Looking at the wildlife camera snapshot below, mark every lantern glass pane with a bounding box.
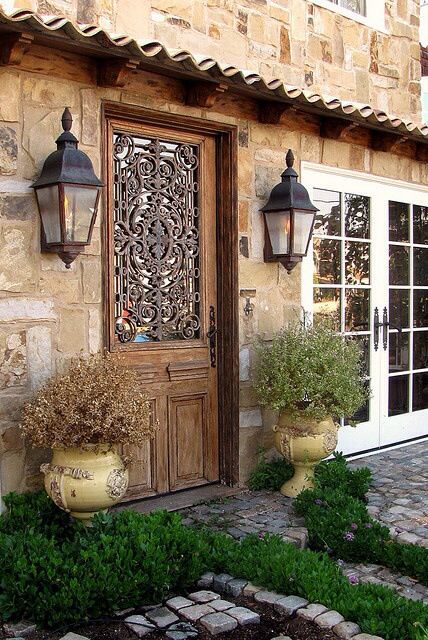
[63,184,99,242]
[292,210,315,256]
[36,186,61,243]
[265,210,290,255]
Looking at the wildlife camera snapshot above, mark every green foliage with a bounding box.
[204,530,428,640]
[314,452,372,501]
[295,455,428,586]
[1,490,428,640]
[0,496,210,628]
[253,321,369,420]
[415,622,428,640]
[248,451,294,491]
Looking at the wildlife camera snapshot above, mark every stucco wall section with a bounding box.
[0,0,423,122]
[0,45,427,495]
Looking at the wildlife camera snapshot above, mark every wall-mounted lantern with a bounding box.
[32,108,103,268]
[261,149,318,273]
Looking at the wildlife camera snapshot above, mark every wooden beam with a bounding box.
[186,81,228,108]
[320,117,359,140]
[371,131,408,153]
[0,32,33,66]
[97,58,139,87]
[416,143,428,163]
[259,102,293,124]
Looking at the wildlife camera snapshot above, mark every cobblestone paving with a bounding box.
[181,441,428,604]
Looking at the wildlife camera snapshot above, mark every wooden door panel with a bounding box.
[106,118,219,498]
[169,393,206,490]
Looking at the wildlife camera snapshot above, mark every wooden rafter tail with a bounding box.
[416,143,428,162]
[0,32,34,66]
[320,117,359,140]
[258,102,293,124]
[186,81,228,108]
[371,130,409,153]
[97,58,139,88]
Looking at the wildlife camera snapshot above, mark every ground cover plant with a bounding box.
[294,453,428,586]
[1,491,428,639]
[248,449,294,491]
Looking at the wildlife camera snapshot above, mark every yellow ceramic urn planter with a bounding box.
[41,444,129,524]
[273,413,338,497]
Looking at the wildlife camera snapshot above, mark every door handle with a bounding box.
[374,307,382,351]
[207,305,218,368]
[374,307,401,352]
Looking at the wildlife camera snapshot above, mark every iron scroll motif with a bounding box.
[113,133,201,343]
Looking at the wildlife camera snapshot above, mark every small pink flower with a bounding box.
[364,522,373,529]
[348,574,359,585]
[350,523,358,530]
[343,531,355,541]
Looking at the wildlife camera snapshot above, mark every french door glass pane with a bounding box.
[388,375,409,416]
[413,205,428,245]
[414,248,428,286]
[389,246,409,285]
[345,241,370,284]
[313,188,341,236]
[413,332,428,370]
[312,188,371,425]
[327,0,366,16]
[344,194,370,238]
[414,290,428,328]
[389,289,409,329]
[389,332,410,373]
[413,372,428,412]
[389,201,409,242]
[313,287,341,329]
[313,238,341,284]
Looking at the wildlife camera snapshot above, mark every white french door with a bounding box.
[301,164,428,455]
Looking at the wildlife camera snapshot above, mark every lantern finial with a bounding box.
[61,107,73,132]
[286,149,294,168]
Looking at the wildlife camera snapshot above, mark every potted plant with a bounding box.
[20,352,155,523]
[254,320,369,497]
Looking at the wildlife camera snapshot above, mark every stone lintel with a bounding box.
[186,81,228,108]
[0,32,33,66]
[259,101,293,124]
[97,57,139,87]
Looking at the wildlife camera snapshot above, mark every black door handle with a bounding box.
[207,305,217,368]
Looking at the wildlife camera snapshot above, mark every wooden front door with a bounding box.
[105,117,219,499]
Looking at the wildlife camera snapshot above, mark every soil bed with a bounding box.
[7,597,338,640]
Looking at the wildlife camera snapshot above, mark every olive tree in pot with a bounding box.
[20,352,155,523]
[254,321,369,497]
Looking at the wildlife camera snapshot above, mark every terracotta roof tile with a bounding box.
[1,8,427,142]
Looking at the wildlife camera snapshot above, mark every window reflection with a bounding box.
[345,289,370,332]
[313,288,341,330]
[345,241,370,284]
[313,238,341,284]
[389,201,409,243]
[388,375,409,416]
[413,332,428,370]
[389,332,409,373]
[345,193,370,239]
[389,246,409,286]
[414,205,428,245]
[414,290,428,328]
[413,372,428,412]
[313,189,341,236]
[389,289,409,329]
[414,248,427,287]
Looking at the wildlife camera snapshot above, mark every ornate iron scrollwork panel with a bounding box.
[113,132,201,343]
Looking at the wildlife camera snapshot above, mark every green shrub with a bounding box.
[248,451,294,491]
[1,490,428,640]
[295,455,428,586]
[0,501,210,628]
[253,321,369,421]
[314,452,372,501]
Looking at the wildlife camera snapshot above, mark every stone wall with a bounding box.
[0,0,423,122]
[0,25,427,497]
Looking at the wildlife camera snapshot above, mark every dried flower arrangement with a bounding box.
[21,352,155,449]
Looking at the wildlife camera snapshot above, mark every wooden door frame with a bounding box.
[101,100,239,488]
